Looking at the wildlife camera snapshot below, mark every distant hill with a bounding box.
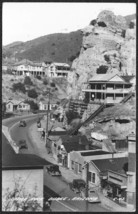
[3,30,83,65]
[3,13,135,64]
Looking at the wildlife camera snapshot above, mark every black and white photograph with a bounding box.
[2,2,136,212]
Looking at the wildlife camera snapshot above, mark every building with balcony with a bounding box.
[82,73,134,104]
[47,62,70,78]
[13,59,46,76]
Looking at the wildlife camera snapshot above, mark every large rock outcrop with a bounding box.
[67,10,136,98]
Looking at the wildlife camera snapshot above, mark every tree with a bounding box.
[24,100,39,110]
[2,177,42,211]
[96,65,108,74]
[66,110,80,125]
[24,76,33,85]
[12,82,26,93]
[2,102,6,117]
[89,19,97,26]
[28,89,38,99]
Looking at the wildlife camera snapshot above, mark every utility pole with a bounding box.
[45,87,50,146]
[86,162,89,212]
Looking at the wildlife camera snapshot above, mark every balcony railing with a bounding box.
[82,88,131,93]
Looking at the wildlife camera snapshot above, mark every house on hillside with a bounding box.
[121,75,136,91]
[82,73,134,104]
[39,100,57,111]
[6,100,22,112]
[47,62,70,78]
[2,133,50,211]
[6,100,30,112]
[17,101,30,111]
[13,59,46,76]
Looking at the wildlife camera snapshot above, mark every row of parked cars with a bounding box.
[46,164,100,203]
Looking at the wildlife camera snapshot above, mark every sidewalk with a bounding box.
[29,122,133,212]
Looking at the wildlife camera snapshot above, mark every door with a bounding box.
[74,162,78,174]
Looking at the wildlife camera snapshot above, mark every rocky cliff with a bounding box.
[68,10,136,98]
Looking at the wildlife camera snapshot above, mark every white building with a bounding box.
[13,59,46,76]
[39,100,57,111]
[47,62,70,78]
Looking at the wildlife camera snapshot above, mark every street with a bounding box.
[2,115,109,212]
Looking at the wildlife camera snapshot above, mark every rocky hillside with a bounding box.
[68,11,136,98]
[3,31,83,65]
[2,74,68,102]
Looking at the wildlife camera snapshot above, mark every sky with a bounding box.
[2,2,136,46]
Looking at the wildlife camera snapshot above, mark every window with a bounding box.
[79,164,82,173]
[71,161,74,170]
[88,171,96,183]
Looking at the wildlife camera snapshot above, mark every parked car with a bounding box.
[69,179,86,193]
[18,140,28,150]
[46,164,61,176]
[19,120,27,127]
[81,189,101,203]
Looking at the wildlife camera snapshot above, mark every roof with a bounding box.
[92,157,128,176]
[60,135,90,153]
[2,133,50,169]
[6,100,22,105]
[51,62,70,67]
[81,150,111,156]
[39,100,56,104]
[121,75,135,83]
[89,73,127,83]
[14,59,43,67]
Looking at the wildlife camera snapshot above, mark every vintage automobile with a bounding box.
[70,179,86,193]
[46,164,61,176]
[18,139,28,150]
[81,189,101,203]
[19,120,27,127]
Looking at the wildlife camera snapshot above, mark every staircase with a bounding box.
[120,92,134,104]
[69,100,88,118]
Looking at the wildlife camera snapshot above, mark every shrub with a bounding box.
[43,78,49,85]
[66,110,80,125]
[24,76,33,85]
[121,29,126,38]
[12,82,26,93]
[28,89,38,98]
[104,55,110,62]
[24,100,39,110]
[97,21,107,27]
[96,65,108,74]
[129,21,135,29]
[50,82,55,87]
[90,19,97,26]
[36,75,41,80]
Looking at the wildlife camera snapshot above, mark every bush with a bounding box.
[43,78,49,85]
[104,55,110,63]
[66,110,80,125]
[36,75,41,80]
[28,89,38,98]
[24,76,33,85]
[90,19,97,26]
[121,29,126,38]
[50,82,55,87]
[96,65,108,74]
[12,82,26,93]
[24,100,39,110]
[129,21,135,29]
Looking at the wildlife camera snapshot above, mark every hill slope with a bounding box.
[3,31,83,64]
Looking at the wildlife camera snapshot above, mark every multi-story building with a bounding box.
[13,59,46,76]
[82,73,135,104]
[47,62,70,78]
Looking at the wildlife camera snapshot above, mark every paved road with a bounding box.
[3,115,109,212]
